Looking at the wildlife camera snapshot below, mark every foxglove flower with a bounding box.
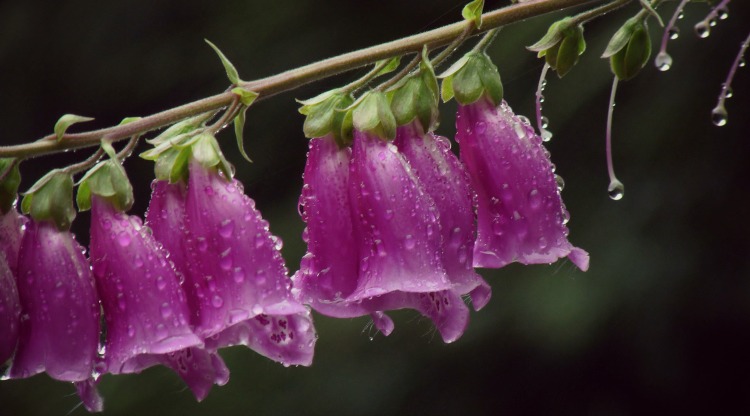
[146,179,316,366]
[296,133,477,342]
[0,254,20,365]
[0,208,25,274]
[10,220,100,381]
[89,196,202,374]
[456,98,589,270]
[180,159,305,342]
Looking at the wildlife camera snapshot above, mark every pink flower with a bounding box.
[456,98,589,271]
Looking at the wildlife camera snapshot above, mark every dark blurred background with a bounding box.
[1,0,749,414]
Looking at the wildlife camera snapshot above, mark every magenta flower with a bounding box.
[179,160,305,342]
[456,98,589,270]
[89,196,202,375]
[295,133,478,342]
[0,208,25,274]
[146,179,316,366]
[0,254,20,365]
[9,220,100,381]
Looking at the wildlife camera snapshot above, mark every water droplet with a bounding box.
[694,22,710,38]
[196,237,208,252]
[127,325,135,337]
[156,324,168,339]
[717,6,729,20]
[219,252,232,271]
[608,180,625,201]
[219,219,234,238]
[375,239,387,257]
[739,58,746,68]
[711,105,728,126]
[156,275,166,290]
[101,219,112,230]
[212,295,224,308]
[668,26,680,40]
[517,115,531,125]
[252,304,263,315]
[384,209,394,220]
[475,121,487,134]
[233,268,245,283]
[555,175,565,192]
[708,17,717,27]
[204,186,214,196]
[160,303,173,319]
[722,84,733,98]
[540,116,549,129]
[655,52,672,71]
[404,235,415,250]
[117,231,131,247]
[528,189,542,209]
[541,128,553,142]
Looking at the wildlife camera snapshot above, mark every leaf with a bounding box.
[462,0,484,28]
[375,56,402,76]
[233,107,253,163]
[205,39,241,84]
[54,114,94,141]
[602,18,637,58]
[231,87,259,106]
[441,74,456,102]
[527,19,567,52]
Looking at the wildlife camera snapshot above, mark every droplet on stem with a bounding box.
[694,22,710,38]
[655,52,673,72]
[608,180,625,201]
[711,105,728,127]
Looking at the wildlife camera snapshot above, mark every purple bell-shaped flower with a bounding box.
[89,196,202,374]
[0,253,21,365]
[456,98,589,271]
[10,220,100,381]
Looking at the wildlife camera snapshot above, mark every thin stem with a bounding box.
[572,0,632,25]
[718,30,749,106]
[377,53,422,91]
[208,97,241,134]
[606,77,619,183]
[471,29,500,53]
[341,60,393,94]
[0,0,606,159]
[658,0,689,56]
[116,136,140,161]
[536,64,550,135]
[63,148,105,176]
[701,0,730,25]
[431,23,474,68]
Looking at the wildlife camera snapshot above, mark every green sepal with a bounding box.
[352,91,397,140]
[389,49,440,131]
[76,158,134,212]
[0,158,21,214]
[205,39,241,84]
[152,146,192,183]
[442,52,503,106]
[54,114,94,141]
[554,25,586,78]
[190,133,234,180]
[609,20,651,81]
[21,170,76,231]
[231,87,259,106]
[602,18,639,59]
[527,18,569,53]
[298,90,355,143]
[375,57,402,77]
[462,0,485,28]
[146,115,205,145]
[233,107,252,163]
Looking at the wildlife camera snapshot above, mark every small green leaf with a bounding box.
[205,39,241,84]
[462,0,485,28]
[602,18,638,58]
[554,26,586,78]
[231,87,259,106]
[441,74,456,102]
[375,57,402,76]
[352,91,396,140]
[75,181,91,212]
[233,107,252,163]
[438,55,470,79]
[23,170,76,231]
[76,158,134,212]
[147,115,205,145]
[527,19,568,52]
[0,158,21,214]
[297,89,342,108]
[54,114,94,141]
[170,147,192,184]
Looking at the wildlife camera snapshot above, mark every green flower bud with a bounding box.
[298,90,355,146]
[440,52,503,106]
[21,170,76,231]
[602,18,652,81]
[528,18,586,78]
[351,91,397,141]
[389,49,440,132]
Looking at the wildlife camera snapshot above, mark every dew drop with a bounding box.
[101,219,112,230]
[711,105,728,126]
[722,84,733,99]
[197,237,208,252]
[233,267,245,283]
[541,129,553,142]
[668,26,680,40]
[739,58,746,68]
[219,219,234,238]
[708,17,717,27]
[127,325,135,337]
[555,175,565,192]
[212,295,224,308]
[384,209,394,220]
[677,10,684,20]
[475,122,487,134]
[655,52,672,71]
[694,22,710,38]
[156,324,168,339]
[156,275,167,290]
[717,7,729,20]
[117,231,131,247]
[528,189,542,209]
[540,116,549,129]
[160,303,173,319]
[608,180,625,201]
[204,186,214,196]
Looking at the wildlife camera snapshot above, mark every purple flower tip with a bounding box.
[0,254,21,364]
[75,379,104,413]
[90,197,201,374]
[456,98,589,271]
[10,220,100,381]
[1,208,25,274]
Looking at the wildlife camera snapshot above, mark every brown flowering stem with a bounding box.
[0,0,612,160]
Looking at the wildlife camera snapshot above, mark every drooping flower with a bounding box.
[9,220,100,381]
[180,157,305,342]
[0,208,25,274]
[295,131,478,342]
[146,178,316,366]
[0,254,21,365]
[456,98,589,270]
[89,196,202,374]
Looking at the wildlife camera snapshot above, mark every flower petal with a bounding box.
[11,221,100,381]
[90,197,201,374]
[0,209,25,274]
[0,254,21,364]
[456,99,589,270]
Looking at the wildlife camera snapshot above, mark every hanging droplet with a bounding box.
[608,180,625,201]
[708,18,717,27]
[677,10,684,20]
[717,7,729,20]
[540,116,549,129]
[722,84,733,98]
[541,129,553,142]
[694,22,710,38]
[655,52,673,71]
[739,58,746,68]
[668,26,680,40]
[711,105,728,126]
[555,174,565,192]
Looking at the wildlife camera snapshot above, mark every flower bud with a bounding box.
[602,17,652,81]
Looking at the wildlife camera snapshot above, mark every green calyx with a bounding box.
[21,170,76,231]
[77,142,134,212]
[602,17,652,81]
[529,18,586,78]
[388,48,440,132]
[440,52,503,106]
[350,91,397,141]
[298,90,355,147]
[189,133,234,181]
[0,158,21,214]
